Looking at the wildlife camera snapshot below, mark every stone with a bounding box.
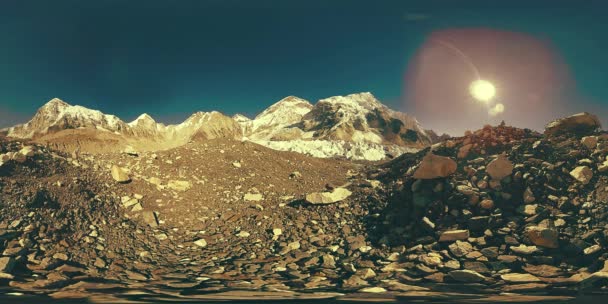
[486,154,513,180]
[272,228,282,236]
[448,241,473,257]
[448,270,486,283]
[19,146,35,157]
[111,165,130,183]
[581,136,598,149]
[167,180,192,191]
[305,187,352,205]
[523,264,563,277]
[599,160,608,173]
[479,199,494,210]
[439,230,470,242]
[321,254,336,269]
[570,166,593,184]
[0,257,15,273]
[94,258,106,268]
[501,273,541,283]
[413,152,457,179]
[359,287,387,293]
[583,244,601,255]
[236,231,250,238]
[544,112,601,136]
[125,270,148,281]
[142,211,159,227]
[510,245,540,255]
[526,226,559,249]
[244,193,263,202]
[53,253,69,261]
[194,239,208,248]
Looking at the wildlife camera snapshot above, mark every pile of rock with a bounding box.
[373,114,608,291]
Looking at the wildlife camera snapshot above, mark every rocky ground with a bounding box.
[1,114,608,303]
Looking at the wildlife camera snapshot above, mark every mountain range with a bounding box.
[1,93,445,160]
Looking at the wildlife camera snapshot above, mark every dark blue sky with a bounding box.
[1,0,606,130]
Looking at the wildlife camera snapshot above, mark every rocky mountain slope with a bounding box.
[3,93,434,161]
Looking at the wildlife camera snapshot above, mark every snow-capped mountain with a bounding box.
[7,98,242,145]
[237,92,432,148]
[7,98,130,138]
[236,96,313,140]
[6,94,437,160]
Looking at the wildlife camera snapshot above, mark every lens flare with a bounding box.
[469,79,496,102]
[489,103,505,116]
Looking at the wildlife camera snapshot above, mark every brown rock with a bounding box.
[526,226,559,249]
[439,230,470,242]
[413,152,457,179]
[486,154,513,180]
[111,165,130,183]
[570,166,593,184]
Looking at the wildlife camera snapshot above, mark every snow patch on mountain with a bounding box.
[253,139,419,161]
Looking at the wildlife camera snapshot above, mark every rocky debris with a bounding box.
[412,152,457,179]
[2,115,608,299]
[374,118,608,295]
[569,166,593,184]
[111,165,130,183]
[544,112,601,136]
[305,187,352,205]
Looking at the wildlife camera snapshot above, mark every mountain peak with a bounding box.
[319,92,382,110]
[40,98,70,111]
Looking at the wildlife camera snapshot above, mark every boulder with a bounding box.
[18,146,35,157]
[244,193,263,202]
[142,211,159,227]
[544,112,601,136]
[501,273,541,283]
[194,239,207,248]
[167,180,192,191]
[111,165,131,183]
[413,152,457,179]
[526,226,559,249]
[306,187,352,205]
[486,154,513,180]
[0,256,15,273]
[448,270,486,283]
[439,230,470,242]
[581,136,598,149]
[570,166,593,184]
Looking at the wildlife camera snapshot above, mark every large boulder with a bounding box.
[306,187,352,205]
[413,152,457,179]
[486,154,513,180]
[544,112,601,136]
[526,226,559,249]
[570,166,593,184]
[167,180,192,191]
[111,165,131,183]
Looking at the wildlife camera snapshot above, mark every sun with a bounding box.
[469,79,496,102]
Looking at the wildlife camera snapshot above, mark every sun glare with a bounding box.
[469,79,496,102]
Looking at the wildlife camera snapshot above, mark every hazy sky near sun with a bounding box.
[0,0,607,134]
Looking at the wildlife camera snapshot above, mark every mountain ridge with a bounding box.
[3,93,437,160]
